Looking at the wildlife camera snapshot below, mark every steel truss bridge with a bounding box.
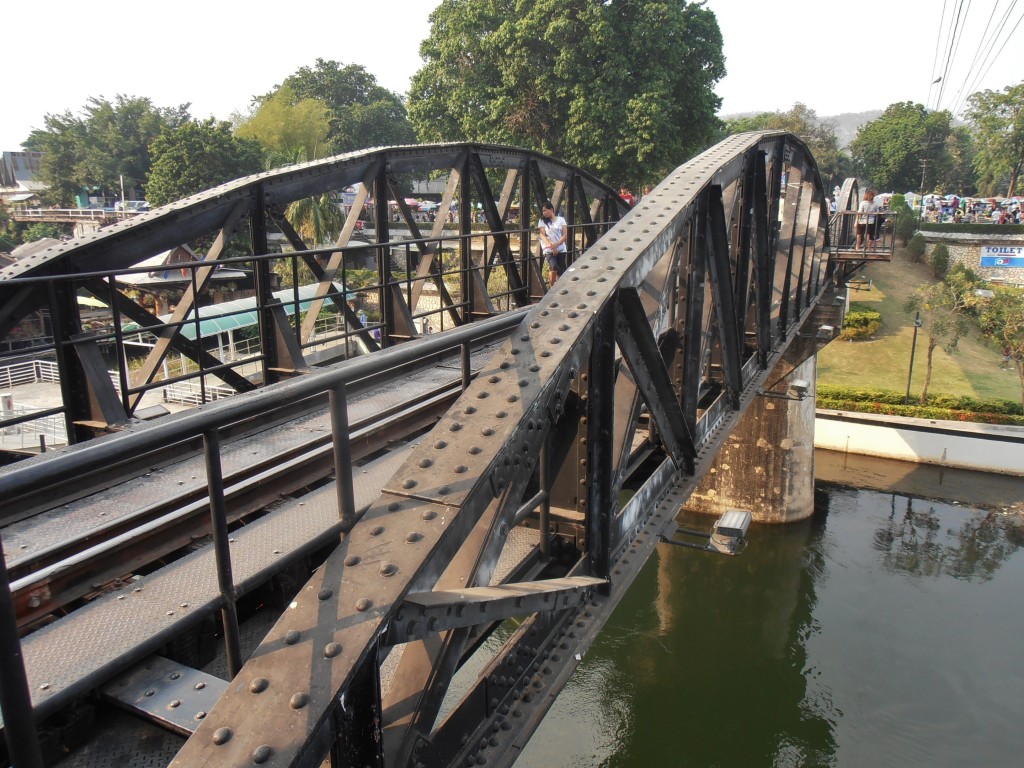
[0,135,872,767]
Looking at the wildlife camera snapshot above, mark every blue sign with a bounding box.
[981,246,1024,268]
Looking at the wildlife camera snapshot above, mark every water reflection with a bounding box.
[519,459,1024,768]
[869,494,1021,581]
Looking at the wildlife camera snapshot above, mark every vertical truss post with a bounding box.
[203,429,242,678]
[46,278,85,443]
[753,150,773,368]
[706,185,744,407]
[373,165,392,346]
[250,187,278,386]
[329,386,357,532]
[586,305,615,586]
[0,535,44,768]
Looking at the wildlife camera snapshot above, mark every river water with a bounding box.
[517,451,1024,768]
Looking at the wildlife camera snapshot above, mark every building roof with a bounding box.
[124,283,349,340]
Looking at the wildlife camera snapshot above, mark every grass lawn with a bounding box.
[817,246,1023,403]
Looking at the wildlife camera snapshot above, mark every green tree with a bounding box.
[965,81,1024,197]
[23,222,64,242]
[850,102,953,191]
[237,85,332,163]
[936,126,977,195]
[409,0,725,190]
[146,119,265,207]
[272,59,416,153]
[725,103,849,185]
[979,288,1024,405]
[24,96,190,205]
[904,281,971,403]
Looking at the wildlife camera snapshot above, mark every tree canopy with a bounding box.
[965,81,1024,197]
[409,0,725,190]
[268,59,416,153]
[849,102,953,192]
[24,96,190,206]
[237,85,333,163]
[725,103,848,185]
[979,288,1024,405]
[146,119,265,207]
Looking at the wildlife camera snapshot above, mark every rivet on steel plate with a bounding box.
[418,458,433,468]
[449,422,463,432]
[169,700,181,708]
[496,411,507,418]
[437,485,450,495]
[406,532,423,543]
[195,681,206,690]
[344,555,361,566]
[549,337,561,344]
[289,692,309,709]
[465,405,477,413]
[285,629,301,645]
[324,643,342,658]
[371,525,385,536]
[482,428,494,436]
[380,562,398,575]
[476,391,489,399]
[507,395,519,403]
[252,744,273,764]
[355,598,372,612]
[421,509,437,520]
[454,465,467,474]
[387,501,400,511]
[212,727,232,745]
[434,440,447,449]
[195,711,207,720]
[144,689,155,697]
[469,446,482,454]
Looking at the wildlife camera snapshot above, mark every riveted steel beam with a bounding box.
[382,576,604,645]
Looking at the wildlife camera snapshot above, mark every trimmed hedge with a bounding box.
[919,222,1024,236]
[839,307,881,340]
[816,384,1024,425]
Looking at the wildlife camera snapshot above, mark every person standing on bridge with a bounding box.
[538,201,568,288]
[856,189,878,253]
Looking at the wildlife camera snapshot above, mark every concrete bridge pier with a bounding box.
[687,353,817,524]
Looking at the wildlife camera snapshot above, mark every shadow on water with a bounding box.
[519,454,1024,767]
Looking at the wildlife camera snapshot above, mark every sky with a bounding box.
[3,0,1023,151]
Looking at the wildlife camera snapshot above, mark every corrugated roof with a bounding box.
[125,284,349,340]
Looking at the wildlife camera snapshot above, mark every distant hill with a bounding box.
[826,110,883,148]
[721,109,883,149]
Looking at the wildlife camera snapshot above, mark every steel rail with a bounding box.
[5,380,465,628]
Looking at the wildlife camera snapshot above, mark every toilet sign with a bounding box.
[980,246,1024,268]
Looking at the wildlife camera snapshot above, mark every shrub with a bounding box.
[815,384,1024,424]
[906,232,926,262]
[930,243,950,278]
[840,305,881,340]
[920,222,1024,235]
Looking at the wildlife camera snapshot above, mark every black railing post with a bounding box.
[329,386,357,532]
[202,429,243,677]
[0,535,45,768]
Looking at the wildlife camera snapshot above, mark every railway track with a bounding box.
[1,315,522,633]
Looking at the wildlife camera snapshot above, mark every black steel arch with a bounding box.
[0,144,627,442]
[151,130,836,767]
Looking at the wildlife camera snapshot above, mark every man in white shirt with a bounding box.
[538,201,568,288]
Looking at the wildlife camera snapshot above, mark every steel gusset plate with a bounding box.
[168,131,831,767]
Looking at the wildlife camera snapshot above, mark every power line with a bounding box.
[946,0,1004,113]
[934,0,969,110]
[946,0,1019,115]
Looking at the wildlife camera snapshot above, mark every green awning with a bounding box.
[124,284,350,340]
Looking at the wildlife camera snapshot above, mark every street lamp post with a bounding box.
[904,311,923,404]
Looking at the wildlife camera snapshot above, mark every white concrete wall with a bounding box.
[815,410,1024,476]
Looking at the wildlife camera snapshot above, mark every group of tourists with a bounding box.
[922,194,1023,225]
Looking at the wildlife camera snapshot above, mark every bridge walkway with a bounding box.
[0,339,505,732]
